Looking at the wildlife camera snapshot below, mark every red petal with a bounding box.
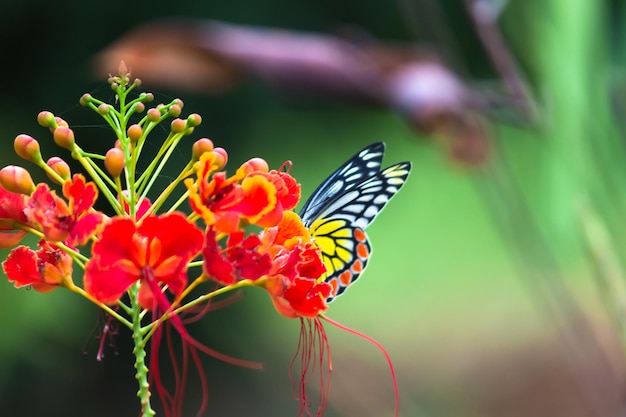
[84,259,140,304]
[3,246,40,287]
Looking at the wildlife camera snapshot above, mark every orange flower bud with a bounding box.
[171,118,186,133]
[105,148,125,177]
[53,126,75,149]
[241,158,269,174]
[14,134,43,163]
[191,138,214,161]
[127,124,143,142]
[54,117,69,129]
[46,157,71,184]
[213,147,228,170]
[0,165,35,195]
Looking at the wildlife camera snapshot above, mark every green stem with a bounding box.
[129,283,156,417]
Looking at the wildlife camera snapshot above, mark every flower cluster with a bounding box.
[0,63,353,417]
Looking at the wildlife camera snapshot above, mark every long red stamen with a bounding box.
[147,281,262,417]
[289,317,332,417]
[320,314,399,417]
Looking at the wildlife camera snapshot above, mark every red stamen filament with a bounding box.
[320,314,399,417]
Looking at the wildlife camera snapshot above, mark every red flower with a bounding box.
[260,211,329,318]
[84,212,203,309]
[203,227,272,285]
[265,245,330,319]
[24,174,104,246]
[0,184,29,248]
[252,169,301,227]
[186,152,298,233]
[3,240,73,293]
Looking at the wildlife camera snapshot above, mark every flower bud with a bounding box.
[105,148,125,178]
[133,102,145,113]
[54,117,69,129]
[127,124,143,142]
[142,92,154,102]
[0,166,35,195]
[98,103,111,115]
[79,93,92,107]
[171,118,186,133]
[147,108,161,123]
[133,78,142,88]
[186,113,202,127]
[241,157,269,174]
[169,104,182,118]
[53,127,75,149]
[46,157,71,183]
[14,134,43,163]
[213,147,228,170]
[191,138,214,161]
[37,111,55,128]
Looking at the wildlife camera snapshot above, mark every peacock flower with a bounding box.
[84,212,203,310]
[186,151,300,233]
[3,240,73,293]
[24,174,105,246]
[259,211,329,318]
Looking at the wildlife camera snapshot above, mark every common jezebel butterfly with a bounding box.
[300,142,411,302]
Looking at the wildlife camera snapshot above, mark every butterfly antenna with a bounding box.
[320,314,399,417]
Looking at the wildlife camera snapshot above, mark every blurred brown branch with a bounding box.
[94,19,502,166]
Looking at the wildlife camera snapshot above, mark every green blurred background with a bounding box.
[2,0,626,416]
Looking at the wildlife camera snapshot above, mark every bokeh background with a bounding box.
[2,1,626,416]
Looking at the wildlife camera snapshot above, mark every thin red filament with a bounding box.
[320,314,399,417]
[289,317,332,417]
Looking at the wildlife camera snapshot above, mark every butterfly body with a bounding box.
[299,143,411,302]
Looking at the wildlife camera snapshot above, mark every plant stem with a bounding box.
[129,283,155,417]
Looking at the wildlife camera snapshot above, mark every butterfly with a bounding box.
[300,142,412,302]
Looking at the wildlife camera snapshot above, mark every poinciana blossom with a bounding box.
[84,212,203,310]
[186,151,300,233]
[3,240,73,293]
[24,174,105,246]
[261,211,331,318]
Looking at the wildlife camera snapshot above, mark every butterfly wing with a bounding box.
[307,217,371,302]
[300,143,412,303]
[300,142,386,227]
[307,162,411,229]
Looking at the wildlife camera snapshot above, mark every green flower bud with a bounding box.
[98,104,111,115]
[37,111,55,128]
[79,93,92,107]
[186,113,202,127]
